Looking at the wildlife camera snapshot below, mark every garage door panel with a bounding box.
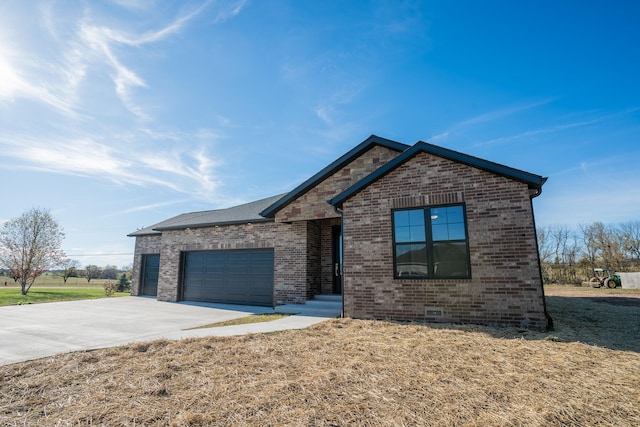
[250,265,274,275]
[183,249,274,306]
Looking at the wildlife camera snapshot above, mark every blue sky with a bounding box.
[1,0,639,268]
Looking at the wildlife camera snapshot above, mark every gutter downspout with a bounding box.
[332,204,345,319]
[530,184,553,330]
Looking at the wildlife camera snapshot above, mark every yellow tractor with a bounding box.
[589,268,621,288]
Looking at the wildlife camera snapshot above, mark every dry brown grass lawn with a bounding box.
[1,286,639,426]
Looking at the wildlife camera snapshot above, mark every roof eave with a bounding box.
[329,141,548,208]
[127,230,162,237]
[154,217,274,231]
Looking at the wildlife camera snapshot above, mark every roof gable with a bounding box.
[260,135,409,218]
[328,141,548,208]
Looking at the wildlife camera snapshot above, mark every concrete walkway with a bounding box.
[0,297,338,366]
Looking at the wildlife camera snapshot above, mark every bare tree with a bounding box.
[536,226,553,264]
[557,227,580,283]
[620,221,640,267]
[538,221,640,280]
[542,225,580,284]
[0,208,66,295]
[59,259,81,284]
[101,265,119,280]
[536,226,553,283]
[579,221,626,274]
[580,222,603,273]
[84,265,102,283]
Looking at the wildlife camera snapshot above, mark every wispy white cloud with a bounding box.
[0,1,249,204]
[0,1,222,120]
[0,3,94,117]
[0,42,78,115]
[72,1,248,119]
[110,0,158,11]
[475,106,640,148]
[429,131,449,142]
[0,131,222,201]
[314,83,367,125]
[474,119,601,148]
[101,3,211,47]
[315,106,334,125]
[460,99,555,128]
[103,199,191,217]
[550,144,639,177]
[428,98,556,142]
[212,0,248,24]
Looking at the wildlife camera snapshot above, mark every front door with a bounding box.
[332,225,342,294]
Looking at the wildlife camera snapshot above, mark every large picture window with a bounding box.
[393,204,471,279]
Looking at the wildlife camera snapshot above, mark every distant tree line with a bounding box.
[2,262,132,288]
[537,221,640,284]
[54,260,132,291]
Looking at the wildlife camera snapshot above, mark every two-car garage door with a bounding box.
[182,249,274,306]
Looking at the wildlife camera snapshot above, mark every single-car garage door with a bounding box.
[140,254,160,296]
[182,249,274,306]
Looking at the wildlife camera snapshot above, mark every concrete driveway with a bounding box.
[0,297,330,366]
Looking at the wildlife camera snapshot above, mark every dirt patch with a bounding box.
[545,284,640,307]
[544,284,640,299]
[1,292,639,426]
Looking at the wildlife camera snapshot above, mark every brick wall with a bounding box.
[131,220,326,305]
[276,145,401,222]
[341,151,548,330]
[274,221,309,304]
[130,234,162,296]
[155,222,278,302]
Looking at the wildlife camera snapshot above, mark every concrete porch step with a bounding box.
[275,294,342,318]
[313,294,342,302]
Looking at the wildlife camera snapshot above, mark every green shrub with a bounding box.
[103,280,117,297]
[116,273,131,293]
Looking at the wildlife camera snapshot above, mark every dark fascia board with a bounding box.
[259,134,409,218]
[154,217,274,231]
[127,229,161,237]
[328,141,548,208]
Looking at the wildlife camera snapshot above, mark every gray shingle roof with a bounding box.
[127,194,285,237]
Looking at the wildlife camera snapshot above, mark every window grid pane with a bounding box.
[432,241,470,278]
[431,205,466,242]
[395,243,429,278]
[394,209,426,244]
[393,204,470,280]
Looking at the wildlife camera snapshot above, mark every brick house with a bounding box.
[129,135,550,330]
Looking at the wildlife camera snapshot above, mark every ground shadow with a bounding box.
[541,295,640,352]
[178,300,276,315]
[416,295,640,353]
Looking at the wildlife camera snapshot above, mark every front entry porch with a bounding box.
[273,217,342,305]
[275,294,342,317]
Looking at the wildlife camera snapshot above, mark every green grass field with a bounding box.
[0,272,110,288]
[0,288,129,306]
[0,273,130,306]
